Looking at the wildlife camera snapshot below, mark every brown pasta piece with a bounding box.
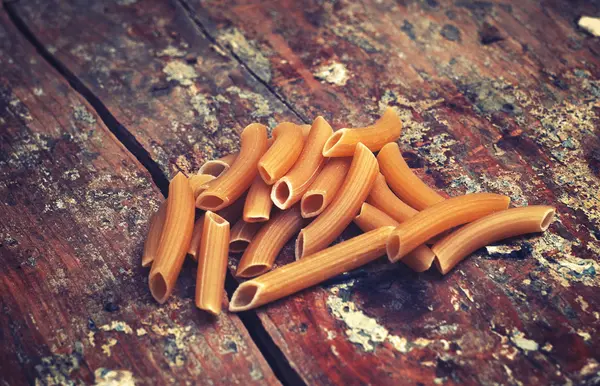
[432,206,555,274]
[229,227,394,312]
[366,173,418,223]
[142,201,167,267]
[300,158,352,218]
[354,203,436,272]
[195,211,230,315]
[187,215,205,261]
[198,153,237,177]
[258,122,305,184]
[189,174,216,199]
[296,143,378,259]
[229,220,263,253]
[386,193,511,263]
[377,142,444,210]
[236,206,308,278]
[271,116,332,209]
[243,176,273,222]
[322,107,402,157]
[197,123,268,211]
[149,173,195,304]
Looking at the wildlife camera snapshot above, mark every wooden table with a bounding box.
[1,0,599,384]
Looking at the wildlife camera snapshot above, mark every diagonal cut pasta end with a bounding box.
[149,271,169,304]
[236,263,271,279]
[386,232,402,263]
[258,163,275,185]
[300,190,325,218]
[295,230,305,260]
[322,129,348,157]
[196,192,227,211]
[271,178,293,209]
[229,282,264,312]
[540,207,556,231]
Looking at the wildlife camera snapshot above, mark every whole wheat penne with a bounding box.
[432,206,555,275]
[296,143,378,259]
[187,215,205,261]
[196,211,230,315]
[236,206,307,278]
[197,123,268,211]
[229,220,263,253]
[243,176,273,222]
[386,193,511,263]
[149,173,195,304]
[198,153,237,177]
[367,173,418,222]
[142,201,168,267]
[189,174,216,199]
[354,203,436,272]
[378,142,444,210]
[300,158,352,218]
[271,116,332,210]
[216,192,247,225]
[258,122,305,184]
[322,107,402,157]
[229,227,394,312]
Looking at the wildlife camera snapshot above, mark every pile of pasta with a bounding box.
[143,108,555,315]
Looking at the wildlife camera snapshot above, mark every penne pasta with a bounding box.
[386,193,511,263]
[198,153,237,177]
[366,173,418,223]
[432,206,555,275]
[149,173,195,304]
[300,158,352,218]
[229,220,263,253]
[236,206,307,278]
[258,122,305,184]
[296,143,378,259]
[377,142,445,210]
[189,174,216,199]
[271,116,333,210]
[243,176,273,222]
[322,107,402,157]
[197,123,268,211]
[196,211,230,315]
[229,227,394,312]
[216,192,247,225]
[187,215,205,261]
[354,203,436,272]
[142,201,168,267]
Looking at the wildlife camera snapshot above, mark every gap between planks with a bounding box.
[3,2,306,385]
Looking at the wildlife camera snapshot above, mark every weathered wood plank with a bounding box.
[180,0,600,384]
[0,8,278,385]
[12,0,600,384]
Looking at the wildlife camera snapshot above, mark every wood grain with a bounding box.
[0,8,277,385]
[10,0,600,384]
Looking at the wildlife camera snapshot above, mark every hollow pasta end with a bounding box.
[229,282,262,312]
[149,272,168,304]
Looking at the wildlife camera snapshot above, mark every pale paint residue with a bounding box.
[100,320,133,335]
[88,331,96,347]
[580,358,600,376]
[102,338,118,357]
[449,287,461,311]
[314,62,350,86]
[162,61,198,86]
[510,329,539,351]
[577,329,592,341]
[151,324,195,366]
[579,16,600,37]
[486,244,522,255]
[576,295,590,312]
[226,86,273,119]
[136,328,147,336]
[542,342,553,352]
[324,328,337,340]
[216,28,272,82]
[94,368,136,386]
[157,45,186,57]
[458,285,474,302]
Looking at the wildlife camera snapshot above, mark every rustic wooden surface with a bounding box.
[3,0,600,384]
[0,7,278,386]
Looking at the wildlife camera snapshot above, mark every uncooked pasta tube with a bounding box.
[229,227,394,311]
[296,143,378,259]
[258,122,305,184]
[236,206,307,278]
[300,158,352,218]
[187,215,205,261]
[386,193,511,263]
[271,116,332,210]
[354,203,436,272]
[432,206,555,274]
[197,123,268,211]
[142,201,167,267]
[216,192,247,225]
[149,173,195,304]
[322,107,402,157]
[198,153,237,177]
[189,174,216,199]
[195,211,230,315]
[366,173,418,223]
[377,142,444,210]
[243,176,273,222]
[229,220,263,253]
